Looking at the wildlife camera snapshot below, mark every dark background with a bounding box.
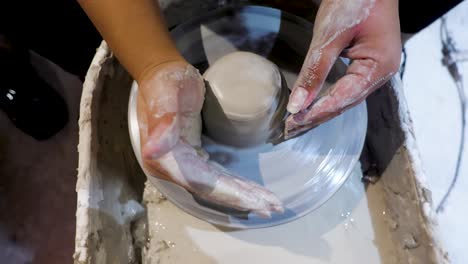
[0,0,464,79]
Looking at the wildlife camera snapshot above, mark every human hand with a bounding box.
[136,61,283,217]
[285,0,401,138]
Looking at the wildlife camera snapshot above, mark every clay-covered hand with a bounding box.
[285,0,401,138]
[136,61,283,218]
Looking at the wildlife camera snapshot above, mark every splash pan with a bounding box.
[128,5,367,228]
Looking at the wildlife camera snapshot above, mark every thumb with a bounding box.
[287,33,353,114]
[137,88,181,161]
[142,113,180,160]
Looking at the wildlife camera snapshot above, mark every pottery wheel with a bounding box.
[128,5,367,228]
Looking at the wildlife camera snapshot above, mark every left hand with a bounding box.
[137,61,283,218]
[285,0,401,138]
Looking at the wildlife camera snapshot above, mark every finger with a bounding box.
[205,171,284,218]
[168,142,284,218]
[284,121,317,140]
[285,58,396,138]
[287,34,353,114]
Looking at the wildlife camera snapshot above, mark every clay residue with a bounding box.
[379,147,443,264]
[139,182,217,264]
[365,182,398,264]
[75,42,146,264]
[363,79,448,264]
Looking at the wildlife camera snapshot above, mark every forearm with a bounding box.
[78,0,184,81]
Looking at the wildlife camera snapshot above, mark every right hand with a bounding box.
[136,61,283,218]
[285,0,401,138]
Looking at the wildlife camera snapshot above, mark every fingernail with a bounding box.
[287,87,308,114]
[255,210,272,218]
[273,205,284,214]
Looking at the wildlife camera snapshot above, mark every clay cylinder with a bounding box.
[202,51,288,148]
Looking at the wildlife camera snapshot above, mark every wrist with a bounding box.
[136,56,187,85]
